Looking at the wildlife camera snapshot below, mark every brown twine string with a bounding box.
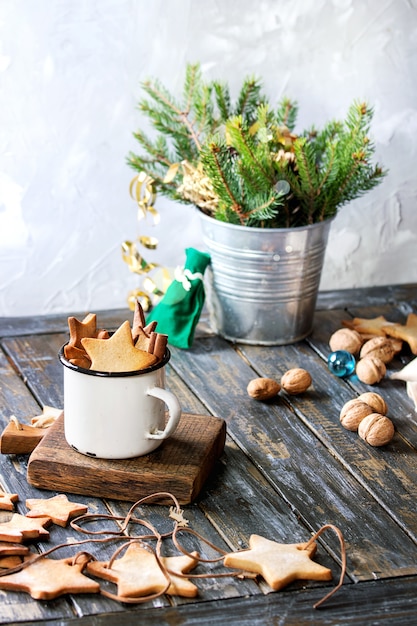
[70,491,181,540]
[171,525,228,563]
[0,492,347,608]
[0,535,119,578]
[164,525,251,581]
[303,523,347,609]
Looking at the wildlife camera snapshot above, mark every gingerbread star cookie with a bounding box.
[0,542,30,557]
[342,315,394,337]
[382,313,417,355]
[82,320,158,372]
[0,514,51,543]
[86,543,199,598]
[31,406,63,428]
[0,555,24,569]
[67,313,98,349]
[63,344,92,369]
[64,313,110,367]
[0,554,100,600]
[0,491,19,511]
[25,494,88,528]
[224,535,332,591]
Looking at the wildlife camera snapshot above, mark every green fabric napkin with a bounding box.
[146,247,211,349]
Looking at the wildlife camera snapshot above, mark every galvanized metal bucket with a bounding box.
[199,212,332,345]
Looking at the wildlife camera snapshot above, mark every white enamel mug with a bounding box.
[59,346,181,459]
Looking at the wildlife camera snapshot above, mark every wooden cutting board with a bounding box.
[27,413,226,504]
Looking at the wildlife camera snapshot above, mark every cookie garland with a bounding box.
[0,491,346,609]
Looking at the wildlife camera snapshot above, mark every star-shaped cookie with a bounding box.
[0,491,19,511]
[0,542,30,557]
[342,316,394,337]
[0,514,51,543]
[25,494,88,528]
[63,344,92,369]
[31,405,63,428]
[383,313,417,355]
[223,535,332,591]
[86,543,199,598]
[0,554,100,600]
[0,555,24,569]
[67,313,97,349]
[82,320,158,372]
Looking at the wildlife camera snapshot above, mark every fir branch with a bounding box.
[292,138,320,222]
[316,142,337,197]
[183,63,200,114]
[129,64,386,227]
[213,81,232,121]
[234,77,265,123]
[226,115,276,186]
[141,79,203,151]
[276,97,298,131]
[131,131,173,167]
[201,141,244,221]
[195,84,215,137]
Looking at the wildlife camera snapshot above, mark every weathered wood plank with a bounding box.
[238,338,417,535]
[105,372,343,604]
[316,283,417,310]
[27,414,226,504]
[1,334,258,615]
[1,287,417,625]
[0,351,83,621]
[168,335,417,581]
[8,575,417,626]
[0,309,131,339]
[0,346,168,620]
[2,334,342,605]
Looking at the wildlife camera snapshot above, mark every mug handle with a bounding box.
[145,387,182,440]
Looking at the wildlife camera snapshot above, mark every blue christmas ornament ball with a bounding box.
[327,350,356,378]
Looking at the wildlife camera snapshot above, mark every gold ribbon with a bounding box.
[122,172,172,311]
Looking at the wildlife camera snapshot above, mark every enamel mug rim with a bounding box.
[58,345,171,376]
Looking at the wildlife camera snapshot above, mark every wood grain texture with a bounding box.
[1,287,417,624]
[168,334,417,581]
[0,421,48,454]
[27,414,226,504]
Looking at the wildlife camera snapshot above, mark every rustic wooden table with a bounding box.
[0,284,417,625]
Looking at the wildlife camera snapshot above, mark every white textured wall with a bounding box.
[1,0,416,317]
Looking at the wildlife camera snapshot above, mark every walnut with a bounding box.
[360,337,397,364]
[280,368,312,395]
[356,356,386,385]
[339,399,373,431]
[329,328,363,355]
[358,413,395,446]
[247,377,281,400]
[357,392,388,415]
